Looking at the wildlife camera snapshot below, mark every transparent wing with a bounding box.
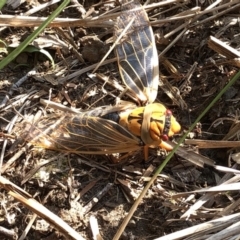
[115,0,159,104]
[25,114,141,154]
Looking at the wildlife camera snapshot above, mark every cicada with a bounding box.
[24,0,181,160]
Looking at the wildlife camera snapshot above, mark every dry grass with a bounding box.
[1,0,240,239]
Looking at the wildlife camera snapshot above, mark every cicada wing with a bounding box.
[115,0,159,104]
[25,114,141,154]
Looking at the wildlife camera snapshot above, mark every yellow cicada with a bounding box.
[25,0,181,160]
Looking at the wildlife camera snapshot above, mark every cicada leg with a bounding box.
[159,141,174,151]
[143,142,173,161]
[144,145,149,161]
[110,151,137,163]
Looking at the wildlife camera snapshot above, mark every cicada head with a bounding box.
[129,103,181,150]
[119,103,180,150]
[160,109,181,140]
[144,103,180,144]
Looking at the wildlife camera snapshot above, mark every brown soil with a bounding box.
[1,0,240,240]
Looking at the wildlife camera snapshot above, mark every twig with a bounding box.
[185,139,240,148]
[208,36,240,59]
[0,176,85,240]
[0,69,36,109]
[0,226,17,240]
[58,57,116,84]
[18,214,37,240]
[89,215,103,240]
[0,100,33,175]
[154,213,240,240]
[83,183,113,213]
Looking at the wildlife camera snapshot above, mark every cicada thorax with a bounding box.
[119,103,181,150]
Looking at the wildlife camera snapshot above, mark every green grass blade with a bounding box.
[0,0,70,70]
[0,0,7,10]
[113,69,240,240]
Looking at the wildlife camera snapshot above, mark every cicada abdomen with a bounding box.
[115,0,159,104]
[24,113,142,155]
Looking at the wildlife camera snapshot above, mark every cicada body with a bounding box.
[22,0,181,160]
[26,103,180,157]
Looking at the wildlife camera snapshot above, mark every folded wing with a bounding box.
[115,0,159,104]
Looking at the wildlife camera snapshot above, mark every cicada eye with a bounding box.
[161,134,169,141]
[166,109,172,116]
[161,109,172,139]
